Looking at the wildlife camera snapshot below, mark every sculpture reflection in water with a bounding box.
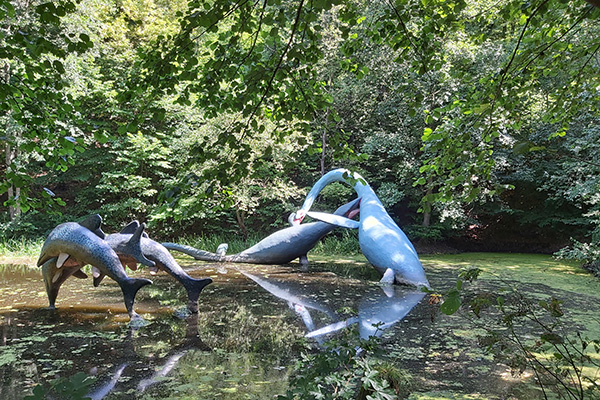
[85,314,209,400]
[241,271,425,341]
[241,271,338,345]
[308,287,425,340]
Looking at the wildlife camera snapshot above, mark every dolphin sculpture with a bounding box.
[102,221,213,313]
[162,198,361,265]
[37,215,153,321]
[291,168,430,288]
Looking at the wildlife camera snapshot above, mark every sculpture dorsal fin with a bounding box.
[120,220,140,234]
[124,223,155,268]
[78,214,106,239]
[120,220,149,237]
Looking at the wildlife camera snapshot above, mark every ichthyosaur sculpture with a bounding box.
[162,198,360,265]
[291,168,430,288]
[37,215,153,321]
[101,221,213,313]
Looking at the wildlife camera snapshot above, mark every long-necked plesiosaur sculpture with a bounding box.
[162,198,360,265]
[291,168,430,288]
[37,215,153,321]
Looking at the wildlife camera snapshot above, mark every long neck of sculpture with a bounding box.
[300,169,366,213]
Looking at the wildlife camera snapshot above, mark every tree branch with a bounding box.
[241,0,306,137]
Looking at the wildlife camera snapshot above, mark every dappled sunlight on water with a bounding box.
[1,254,596,399]
[0,261,433,399]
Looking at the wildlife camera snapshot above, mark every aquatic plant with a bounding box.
[24,372,95,400]
[433,269,600,400]
[279,329,411,400]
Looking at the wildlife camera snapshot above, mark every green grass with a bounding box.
[0,237,44,260]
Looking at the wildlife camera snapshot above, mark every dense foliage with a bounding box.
[0,0,598,261]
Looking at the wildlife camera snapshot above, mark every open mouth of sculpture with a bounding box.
[345,197,361,220]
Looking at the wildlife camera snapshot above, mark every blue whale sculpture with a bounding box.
[292,168,430,288]
[162,199,360,265]
[37,215,153,321]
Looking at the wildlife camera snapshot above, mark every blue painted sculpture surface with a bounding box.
[37,215,152,320]
[162,199,360,265]
[292,168,430,288]
[104,221,213,313]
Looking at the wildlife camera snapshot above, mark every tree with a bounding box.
[0,0,92,217]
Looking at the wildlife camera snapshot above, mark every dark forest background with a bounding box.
[1,0,599,262]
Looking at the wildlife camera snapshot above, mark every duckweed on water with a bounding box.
[0,253,598,399]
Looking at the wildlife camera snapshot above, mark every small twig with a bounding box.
[513,6,592,77]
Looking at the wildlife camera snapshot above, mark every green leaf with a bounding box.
[441,292,461,315]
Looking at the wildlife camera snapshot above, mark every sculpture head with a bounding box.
[290,209,306,226]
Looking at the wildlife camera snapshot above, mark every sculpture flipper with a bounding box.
[380,268,395,284]
[306,212,360,229]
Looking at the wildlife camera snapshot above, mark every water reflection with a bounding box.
[241,270,425,340]
[88,363,127,400]
[0,262,426,399]
[0,264,295,399]
[85,314,209,399]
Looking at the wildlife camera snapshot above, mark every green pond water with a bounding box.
[0,254,598,399]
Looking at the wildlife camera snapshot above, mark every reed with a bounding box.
[0,237,44,258]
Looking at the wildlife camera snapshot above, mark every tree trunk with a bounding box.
[235,205,248,241]
[3,62,21,220]
[320,108,330,176]
[5,142,21,221]
[421,186,432,227]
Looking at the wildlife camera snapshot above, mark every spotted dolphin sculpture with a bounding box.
[103,221,213,313]
[291,168,430,288]
[37,215,153,321]
[162,198,360,265]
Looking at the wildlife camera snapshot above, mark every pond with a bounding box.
[0,254,598,399]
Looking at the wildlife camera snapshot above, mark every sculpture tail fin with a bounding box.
[183,277,213,313]
[119,277,153,317]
